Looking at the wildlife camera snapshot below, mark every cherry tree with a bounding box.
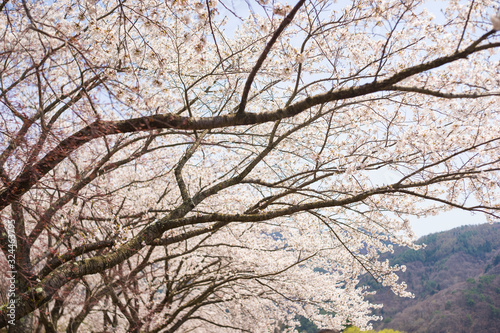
[0,0,499,331]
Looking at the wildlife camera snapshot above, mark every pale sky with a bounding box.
[411,209,488,237]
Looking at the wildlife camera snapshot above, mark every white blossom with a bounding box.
[491,11,500,30]
[0,0,499,332]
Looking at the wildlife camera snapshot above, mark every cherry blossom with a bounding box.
[0,1,499,332]
[491,11,500,30]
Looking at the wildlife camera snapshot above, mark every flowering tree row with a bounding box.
[0,0,499,331]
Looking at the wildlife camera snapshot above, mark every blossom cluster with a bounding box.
[0,0,499,332]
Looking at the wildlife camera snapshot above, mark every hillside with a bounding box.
[366,223,500,333]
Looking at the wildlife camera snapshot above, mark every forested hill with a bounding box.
[367,223,500,333]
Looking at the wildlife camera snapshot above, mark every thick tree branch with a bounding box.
[237,0,306,115]
[37,240,115,280]
[1,25,499,328]
[0,0,9,12]
[0,36,497,214]
[388,85,500,98]
[2,44,498,210]
[1,163,498,327]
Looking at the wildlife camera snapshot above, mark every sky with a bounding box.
[411,209,488,237]
[369,167,491,238]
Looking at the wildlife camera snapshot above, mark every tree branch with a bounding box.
[237,0,306,115]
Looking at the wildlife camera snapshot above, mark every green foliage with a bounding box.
[493,254,500,266]
[456,231,493,257]
[490,305,500,319]
[391,226,498,268]
[391,226,496,268]
[463,274,498,310]
[422,279,440,295]
[423,233,438,245]
[391,248,425,265]
[464,286,478,307]
[478,275,495,286]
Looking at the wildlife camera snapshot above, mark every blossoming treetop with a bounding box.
[0,0,499,331]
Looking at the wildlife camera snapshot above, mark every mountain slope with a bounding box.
[367,223,500,333]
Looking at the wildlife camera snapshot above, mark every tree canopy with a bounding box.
[0,0,499,332]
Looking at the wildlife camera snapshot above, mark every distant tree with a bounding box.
[1,0,500,332]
